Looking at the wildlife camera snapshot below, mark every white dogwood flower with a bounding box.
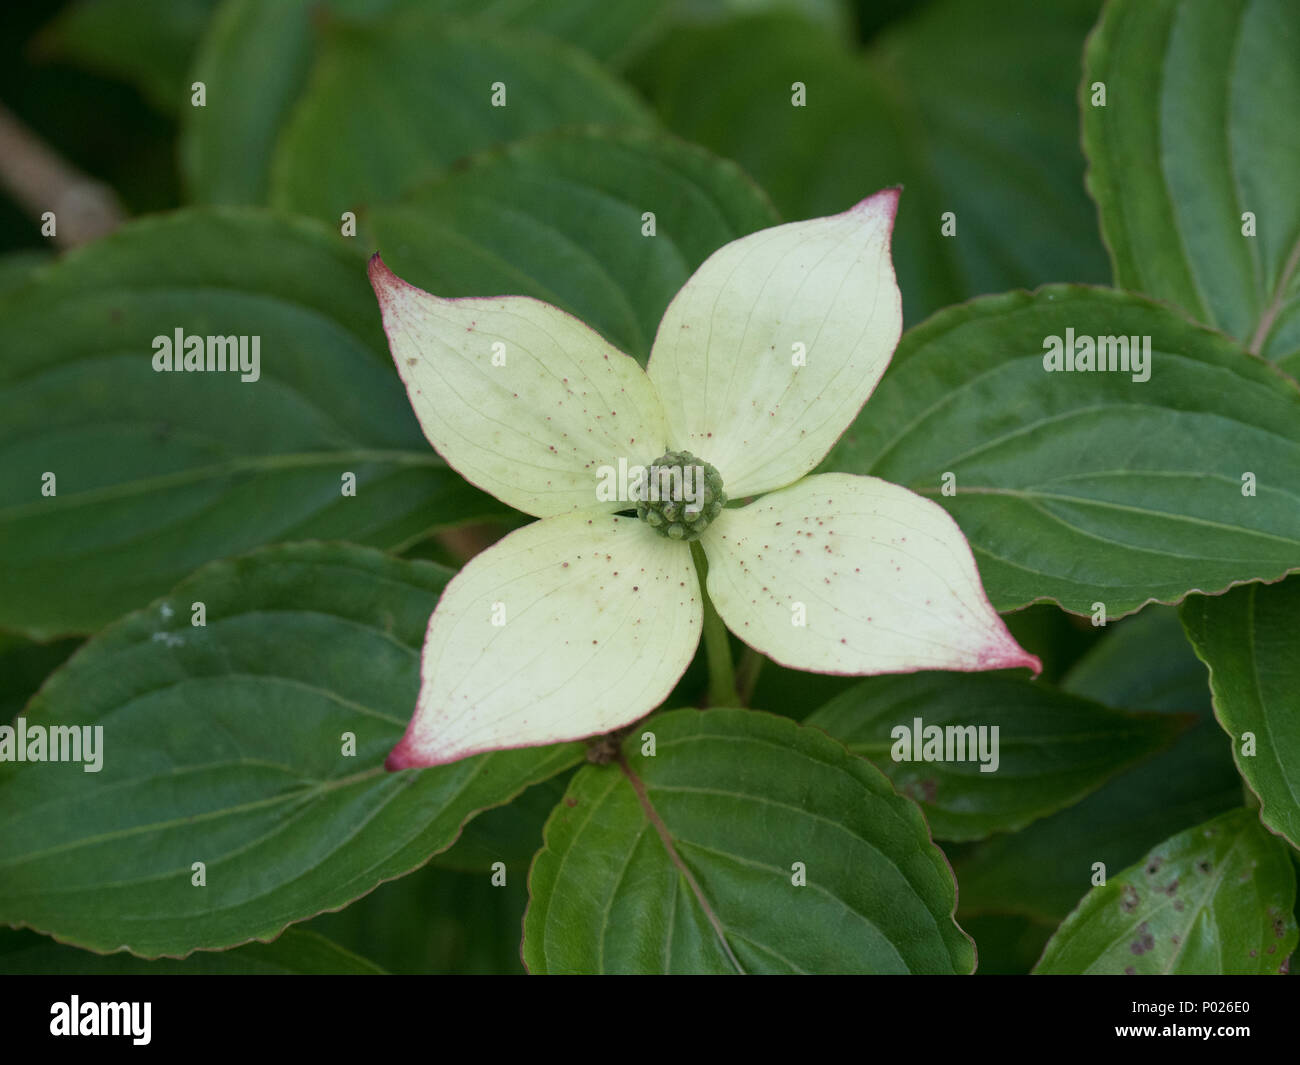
[371,187,1039,769]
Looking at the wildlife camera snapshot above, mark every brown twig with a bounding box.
[0,100,124,248]
[434,522,510,563]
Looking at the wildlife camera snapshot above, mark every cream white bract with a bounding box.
[370,187,1039,769]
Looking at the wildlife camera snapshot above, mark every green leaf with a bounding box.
[823,286,1300,617]
[445,0,676,68]
[1034,809,1297,974]
[0,209,503,639]
[0,543,584,957]
[1061,605,1213,712]
[678,0,853,38]
[1293,850,1300,948]
[0,926,384,974]
[523,707,974,974]
[953,610,1241,923]
[868,0,1108,316]
[269,12,655,219]
[181,0,321,203]
[805,671,1185,841]
[181,0,675,206]
[1082,0,1300,366]
[630,18,894,271]
[36,0,219,115]
[0,250,54,299]
[631,1,1109,324]
[953,716,1242,923]
[1182,578,1300,850]
[368,128,780,362]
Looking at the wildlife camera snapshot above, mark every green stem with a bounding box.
[691,541,738,707]
[735,647,764,706]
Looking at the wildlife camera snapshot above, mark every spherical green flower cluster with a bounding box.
[636,450,726,541]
